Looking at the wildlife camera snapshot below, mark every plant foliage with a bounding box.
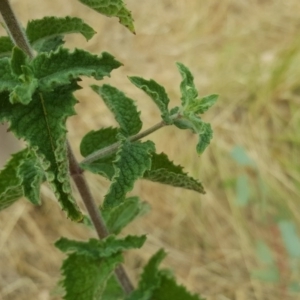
[0,0,217,298]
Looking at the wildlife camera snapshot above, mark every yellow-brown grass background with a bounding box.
[1,0,300,299]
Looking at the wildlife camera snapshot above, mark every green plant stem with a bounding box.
[81,120,165,164]
[81,113,181,165]
[0,2,134,295]
[0,0,34,58]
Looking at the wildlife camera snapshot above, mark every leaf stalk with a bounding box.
[81,112,182,165]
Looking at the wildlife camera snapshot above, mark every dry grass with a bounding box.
[1,0,300,299]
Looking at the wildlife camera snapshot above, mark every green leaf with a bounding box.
[81,139,205,194]
[172,116,194,131]
[176,62,198,107]
[0,84,82,221]
[80,127,119,157]
[10,47,27,77]
[127,249,205,300]
[0,148,46,209]
[102,196,150,234]
[78,0,135,33]
[31,48,122,91]
[26,16,96,52]
[10,50,37,106]
[9,66,39,104]
[126,249,167,300]
[0,36,14,57]
[152,273,205,300]
[102,275,124,300]
[196,122,213,154]
[81,156,116,180]
[138,249,167,291]
[192,94,218,115]
[18,152,44,206]
[32,36,64,53]
[0,149,27,210]
[55,235,146,258]
[57,235,138,299]
[80,127,119,179]
[103,138,155,209]
[0,58,19,92]
[60,252,123,300]
[174,63,216,154]
[144,152,205,194]
[91,84,142,136]
[129,76,172,124]
[174,116,213,154]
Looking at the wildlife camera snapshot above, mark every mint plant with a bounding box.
[0,0,217,299]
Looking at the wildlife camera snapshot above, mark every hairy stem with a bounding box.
[81,120,166,164]
[67,143,134,294]
[0,1,134,295]
[81,113,181,165]
[68,143,109,237]
[0,0,34,58]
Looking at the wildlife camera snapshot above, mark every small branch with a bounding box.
[81,113,182,165]
[67,143,134,294]
[114,266,135,295]
[130,120,166,142]
[81,118,174,165]
[68,143,108,238]
[0,0,34,58]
